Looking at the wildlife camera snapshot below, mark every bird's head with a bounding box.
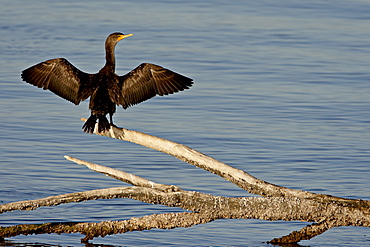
[105,32,133,49]
[108,32,133,44]
[104,32,134,64]
[117,33,133,41]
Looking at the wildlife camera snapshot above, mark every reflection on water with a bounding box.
[0,0,369,246]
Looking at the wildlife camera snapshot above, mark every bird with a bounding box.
[21,32,193,134]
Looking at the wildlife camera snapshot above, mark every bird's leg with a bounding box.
[83,115,97,134]
[109,113,117,127]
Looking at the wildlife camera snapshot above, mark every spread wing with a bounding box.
[21,58,95,105]
[116,63,193,109]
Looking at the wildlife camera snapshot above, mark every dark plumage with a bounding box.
[21,32,193,133]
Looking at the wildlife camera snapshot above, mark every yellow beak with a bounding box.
[118,33,133,41]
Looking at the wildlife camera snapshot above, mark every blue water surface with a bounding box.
[0,0,369,246]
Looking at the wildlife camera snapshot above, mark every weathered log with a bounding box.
[1,182,369,242]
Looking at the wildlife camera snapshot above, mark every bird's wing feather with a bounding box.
[21,58,94,105]
[116,63,193,109]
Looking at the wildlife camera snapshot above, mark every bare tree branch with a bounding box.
[64,155,181,192]
[85,119,364,204]
[1,157,369,242]
[1,121,369,244]
[1,182,369,242]
[267,219,340,244]
[0,212,215,242]
[0,187,134,214]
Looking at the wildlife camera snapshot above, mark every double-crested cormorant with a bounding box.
[21,32,193,133]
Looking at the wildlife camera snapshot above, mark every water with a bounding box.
[1,0,369,246]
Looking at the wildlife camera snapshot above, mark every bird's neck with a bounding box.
[104,42,116,70]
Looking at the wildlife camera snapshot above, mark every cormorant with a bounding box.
[21,32,193,133]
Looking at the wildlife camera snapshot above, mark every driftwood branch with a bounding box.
[0,212,214,243]
[64,155,181,192]
[2,170,368,243]
[91,119,311,199]
[1,121,369,244]
[86,120,367,204]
